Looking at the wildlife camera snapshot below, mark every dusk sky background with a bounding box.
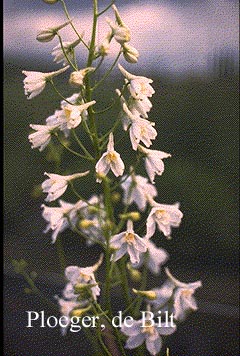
[4,1,239,355]
[4,0,239,75]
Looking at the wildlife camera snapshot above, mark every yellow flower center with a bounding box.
[142,320,155,335]
[64,107,72,121]
[106,152,117,163]
[155,209,170,225]
[140,82,147,95]
[125,232,135,245]
[140,126,146,136]
[79,273,91,282]
[181,289,193,298]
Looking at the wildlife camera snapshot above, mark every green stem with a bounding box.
[50,80,74,104]
[60,0,90,49]
[133,263,148,318]
[57,34,78,70]
[97,0,116,17]
[119,258,132,310]
[72,129,94,160]
[54,133,92,160]
[92,51,122,91]
[84,0,100,158]
[22,271,58,312]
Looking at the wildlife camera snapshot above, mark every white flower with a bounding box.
[65,254,103,301]
[22,66,69,99]
[69,67,95,87]
[110,220,147,264]
[115,89,132,130]
[60,93,80,107]
[98,31,112,56]
[122,43,139,63]
[123,103,157,150]
[132,240,169,275]
[57,298,81,335]
[36,19,73,42]
[45,110,69,137]
[146,201,183,239]
[28,124,58,151]
[121,314,176,356]
[138,145,171,184]
[62,100,96,129]
[165,268,202,321]
[118,64,155,99]
[42,171,90,202]
[121,172,157,211]
[116,90,152,134]
[128,95,152,119]
[41,199,86,243]
[51,39,81,66]
[106,5,131,44]
[95,132,125,182]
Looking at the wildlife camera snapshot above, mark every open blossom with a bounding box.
[28,124,58,151]
[146,201,183,239]
[42,171,90,202]
[106,5,131,44]
[41,199,86,243]
[52,39,81,66]
[132,240,169,275]
[138,145,171,184]
[121,172,157,211]
[121,314,176,356]
[165,268,202,321]
[46,94,87,135]
[116,90,152,128]
[62,101,96,129]
[22,66,69,99]
[106,19,131,44]
[64,254,103,301]
[128,95,152,118]
[122,103,157,150]
[118,64,155,99]
[95,132,125,182]
[110,220,147,264]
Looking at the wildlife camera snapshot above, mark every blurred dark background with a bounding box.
[4,0,239,355]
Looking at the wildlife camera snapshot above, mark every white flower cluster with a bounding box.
[23,3,202,355]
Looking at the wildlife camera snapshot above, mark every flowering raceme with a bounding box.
[20,2,202,355]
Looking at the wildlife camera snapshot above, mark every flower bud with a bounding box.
[37,30,56,43]
[69,67,95,87]
[24,288,33,294]
[88,206,100,214]
[127,263,142,282]
[106,17,131,44]
[37,19,73,42]
[103,219,114,232]
[74,283,97,294]
[111,192,121,203]
[43,0,58,4]
[122,44,139,64]
[79,219,95,229]
[70,305,92,318]
[98,32,112,56]
[119,211,141,221]
[132,289,157,300]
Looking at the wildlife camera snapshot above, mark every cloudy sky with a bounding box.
[4,0,239,74]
